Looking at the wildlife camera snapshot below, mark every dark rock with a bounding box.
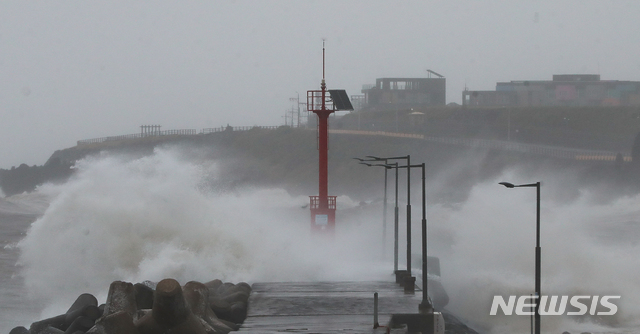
[64,316,94,334]
[66,294,98,314]
[139,281,157,290]
[216,319,239,331]
[235,282,251,294]
[134,313,167,334]
[133,283,154,310]
[65,305,101,329]
[135,278,207,334]
[30,314,66,334]
[86,310,139,334]
[203,279,222,292]
[162,314,207,334]
[208,297,231,320]
[150,279,189,327]
[8,327,29,334]
[23,278,248,334]
[194,317,217,334]
[183,282,209,315]
[136,313,206,334]
[37,327,65,334]
[30,296,99,334]
[215,283,235,296]
[183,281,233,334]
[135,309,150,320]
[103,281,137,320]
[221,290,249,304]
[228,301,248,324]
[210,296,249,324]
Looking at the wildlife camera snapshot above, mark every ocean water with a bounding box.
[0,148,639,333]
[0,192,51,330]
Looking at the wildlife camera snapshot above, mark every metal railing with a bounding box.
[200,125,279,134]
[309,196,337,210]
[77,126,280,146]
[328,129,631,162]
[77,129,197,145]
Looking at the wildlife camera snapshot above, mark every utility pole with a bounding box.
[290,92,304,127]
[290,107,297,127]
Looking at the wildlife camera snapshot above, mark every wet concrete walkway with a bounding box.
[238,281,425,333]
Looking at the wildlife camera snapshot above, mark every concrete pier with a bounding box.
[238,281,432,333]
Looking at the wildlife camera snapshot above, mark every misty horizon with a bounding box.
[2,1,640,168]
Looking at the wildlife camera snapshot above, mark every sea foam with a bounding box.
[16,148,388,318]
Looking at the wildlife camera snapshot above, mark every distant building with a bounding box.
[361,76,446,111]
[463,74,640,107]
[349,94,366,110]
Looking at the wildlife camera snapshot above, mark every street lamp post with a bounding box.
[418,162,431,313]
[499,181,541,334]
[395,163,431,308]
[362,161,433,304]
[359,160,400,272]
[361,161,431,307]
[367,155,411,279]
[392,162,399,272]
[355,158,389,257]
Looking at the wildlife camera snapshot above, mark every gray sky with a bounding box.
[2,1,640,168]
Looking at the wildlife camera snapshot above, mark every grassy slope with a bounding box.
[337,106,640,151]
[6,106,640,200]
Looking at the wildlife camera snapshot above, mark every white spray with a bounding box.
[428,169,640,333]
[16,148,388,319]
[13,149,640,334]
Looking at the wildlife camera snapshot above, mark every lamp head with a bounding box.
[499,182,515,188]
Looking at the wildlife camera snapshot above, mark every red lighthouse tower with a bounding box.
[307,43,353,234]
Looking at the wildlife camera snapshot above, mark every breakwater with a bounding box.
[11,278,251,334]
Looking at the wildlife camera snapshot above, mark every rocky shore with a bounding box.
[10,278,251,334]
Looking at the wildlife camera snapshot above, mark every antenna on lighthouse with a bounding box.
[321,39,326,91]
